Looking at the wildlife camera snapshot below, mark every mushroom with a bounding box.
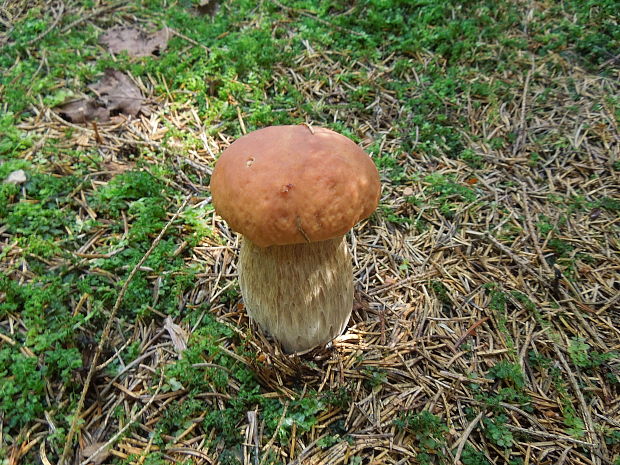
[210,125,380,353]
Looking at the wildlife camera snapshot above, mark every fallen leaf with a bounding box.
[57,69,145,124]
[81,442,110,465]
[164,316,188,356]
[57,99,109,124]
[195,0,220,16]
[89,69,144,118]
[452,317,490,350]
[4,169,27,184]
[100,27,169,57]
[102,160,135,175]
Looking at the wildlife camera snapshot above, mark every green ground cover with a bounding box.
[1,0,618,464]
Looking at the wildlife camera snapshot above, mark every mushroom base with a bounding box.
[239,235,353,353]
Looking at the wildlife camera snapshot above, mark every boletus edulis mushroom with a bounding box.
[210,125,380,353]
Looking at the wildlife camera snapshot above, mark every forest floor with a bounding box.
[1,0,619,464]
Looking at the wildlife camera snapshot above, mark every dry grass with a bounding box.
[1,1,619,464]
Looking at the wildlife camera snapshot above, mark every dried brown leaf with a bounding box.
[57,70,145,124]
[89,69,144,118]
[81,442,110,465]
[164,316,188,356]
[57,99,109,124]
[100,27,169,57]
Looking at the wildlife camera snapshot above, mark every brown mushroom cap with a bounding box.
[210,125,381,247]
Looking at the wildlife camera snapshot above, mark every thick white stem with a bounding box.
[238,235,353,353]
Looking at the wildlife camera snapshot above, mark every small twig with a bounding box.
[520,187,552,275]
[557,446,573,465]
[259,402,288,465]
[135,433,156,465]
[99,345,164,396]
[237,106,247,134]
[79,371,165,465]
[247,410,260,465]
[179,156,213,175]
[26,2,65,46]
[598,52,620,69]
[92,121,103,145]
[271,0,364,37]
[59,196,190,465]
[553,345,601,463]
[483,233,546,283]
[512,62,534,156]
[504,423,596,448]
[286,435,326,465]
[596,293,620,315]
[452,411,484,464]
[452,317,489,351]
[168,27,211,54]
[303,122,315,134]
[60,2,125,33]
